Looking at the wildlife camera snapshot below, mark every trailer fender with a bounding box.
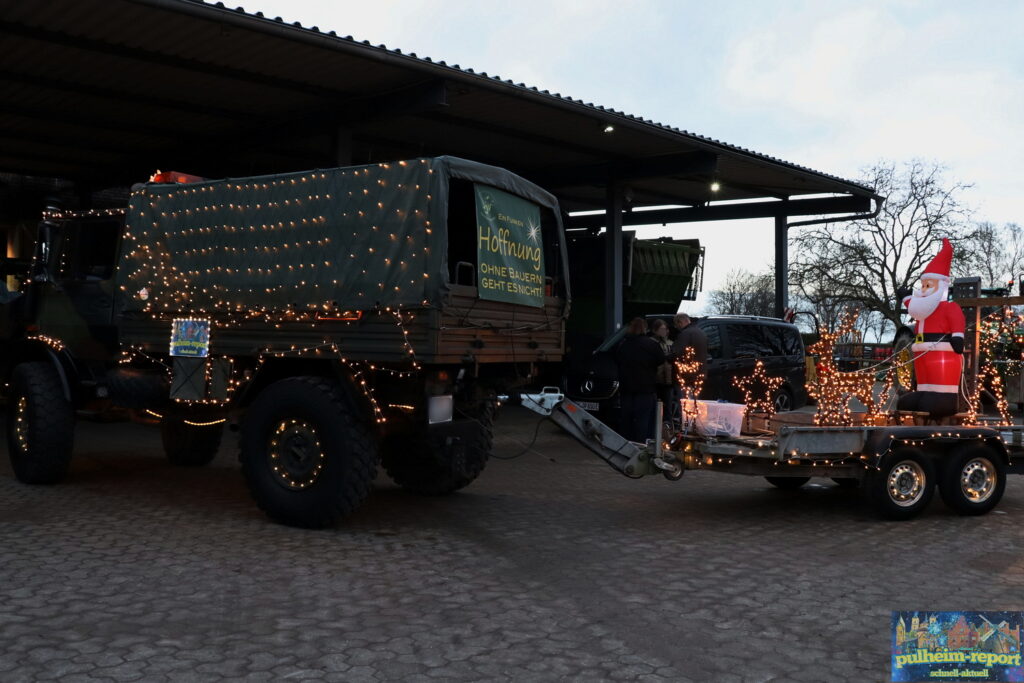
[862,426,1008,468]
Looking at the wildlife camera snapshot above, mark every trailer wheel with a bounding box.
[938,444,1006,516]
[239,377,376,528]
[7,362,75,484]
[382,399,494,496]
[161,417,224,466]
[867,448,935,520]
[765,476,810,489]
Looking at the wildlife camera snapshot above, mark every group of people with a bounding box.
[613,313,708,442]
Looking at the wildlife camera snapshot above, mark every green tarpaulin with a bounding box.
[117,156,567,317]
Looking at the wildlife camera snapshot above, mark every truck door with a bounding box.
[35,216,121,361]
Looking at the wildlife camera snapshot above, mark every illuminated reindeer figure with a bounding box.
[807,310,883,426]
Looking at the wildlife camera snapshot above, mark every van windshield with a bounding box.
[594,314,678,353]
[596,326,629,353]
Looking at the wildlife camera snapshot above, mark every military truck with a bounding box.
[1,157,569,527]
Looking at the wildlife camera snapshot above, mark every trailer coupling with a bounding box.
[520,388,682,479]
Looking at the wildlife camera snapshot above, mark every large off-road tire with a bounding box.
[938,444,1006,516]
[7,361,75,484]
[239,376,377,528]
[382,399,495,496]
[765,476,810,489]
[867,447,935,520]
[161,417,224,466]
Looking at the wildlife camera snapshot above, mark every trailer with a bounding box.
[521,389,1019,520]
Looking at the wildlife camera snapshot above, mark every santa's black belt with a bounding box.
[914,333,947,342]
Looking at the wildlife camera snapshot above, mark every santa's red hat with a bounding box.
[921,238,953,281]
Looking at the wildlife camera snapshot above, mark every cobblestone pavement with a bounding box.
[1,407,1023,682]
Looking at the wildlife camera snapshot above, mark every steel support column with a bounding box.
[604,184,624,335]
[774,209,788,318]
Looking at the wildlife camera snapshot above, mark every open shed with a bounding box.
[0,0,881,331]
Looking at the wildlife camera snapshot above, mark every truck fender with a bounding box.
[43,348,74,403]
[6,342,76,404]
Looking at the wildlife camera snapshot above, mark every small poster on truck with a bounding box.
[475,184,545,308]
[169,318,210,358]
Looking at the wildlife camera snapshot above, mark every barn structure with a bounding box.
[0,0,881,334]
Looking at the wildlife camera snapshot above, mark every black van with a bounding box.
[564,314,807,422]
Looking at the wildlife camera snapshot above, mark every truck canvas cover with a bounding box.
[117,156,566,317]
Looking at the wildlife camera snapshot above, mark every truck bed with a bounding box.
[118,284,564,366]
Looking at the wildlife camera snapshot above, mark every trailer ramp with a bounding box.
[521,389,680,478]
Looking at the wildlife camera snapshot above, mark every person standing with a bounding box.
[671,313,708,373]
[614,317,666,442]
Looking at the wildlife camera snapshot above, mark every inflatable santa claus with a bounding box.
[896,238,966,418]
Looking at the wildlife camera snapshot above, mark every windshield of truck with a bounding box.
[59,217,121,281]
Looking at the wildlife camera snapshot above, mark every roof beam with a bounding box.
[418,110,603,158]
[340,80,449,126]
[565,195,874,230]
[527,151,718,188]
[0,69,272,123]
[0,19,348,99]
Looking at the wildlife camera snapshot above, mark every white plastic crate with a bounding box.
[690,400,746,438]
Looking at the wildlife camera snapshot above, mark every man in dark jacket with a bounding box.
[671,313,708,372]
[614,317,666,442]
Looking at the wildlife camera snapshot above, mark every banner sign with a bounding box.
[475,184,545,308]
[170,319,211,358]
[891,611,1023,681]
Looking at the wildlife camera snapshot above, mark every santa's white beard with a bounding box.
[907,281,948,321]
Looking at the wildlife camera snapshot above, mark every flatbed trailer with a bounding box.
[521,389,1020,520]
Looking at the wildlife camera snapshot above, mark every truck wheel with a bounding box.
[382,399,494,496]
[867,448,935,520]
[938,445,1006,516]
[239,377,376,528]
[161,418,224,466]
[765,476,810,489]
[7,362,75,484]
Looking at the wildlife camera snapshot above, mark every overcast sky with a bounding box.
[239,0,1023,311]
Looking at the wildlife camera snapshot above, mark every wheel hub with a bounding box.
[960,458,996,503]
[13,396,29,453]
[887,460,926,507]
[268,419,324,490]
[774,391,791,412]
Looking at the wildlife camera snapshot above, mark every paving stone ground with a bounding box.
[1,406,1022,682]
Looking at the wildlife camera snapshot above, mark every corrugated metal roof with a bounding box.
[0,0,876,210]
[175,0,870,192]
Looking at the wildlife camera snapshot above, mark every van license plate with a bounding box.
[578,401,599,411]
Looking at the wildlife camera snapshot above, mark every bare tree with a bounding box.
[961,222,1024,289]
[707,269,775,316]
[790,160,973,333]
